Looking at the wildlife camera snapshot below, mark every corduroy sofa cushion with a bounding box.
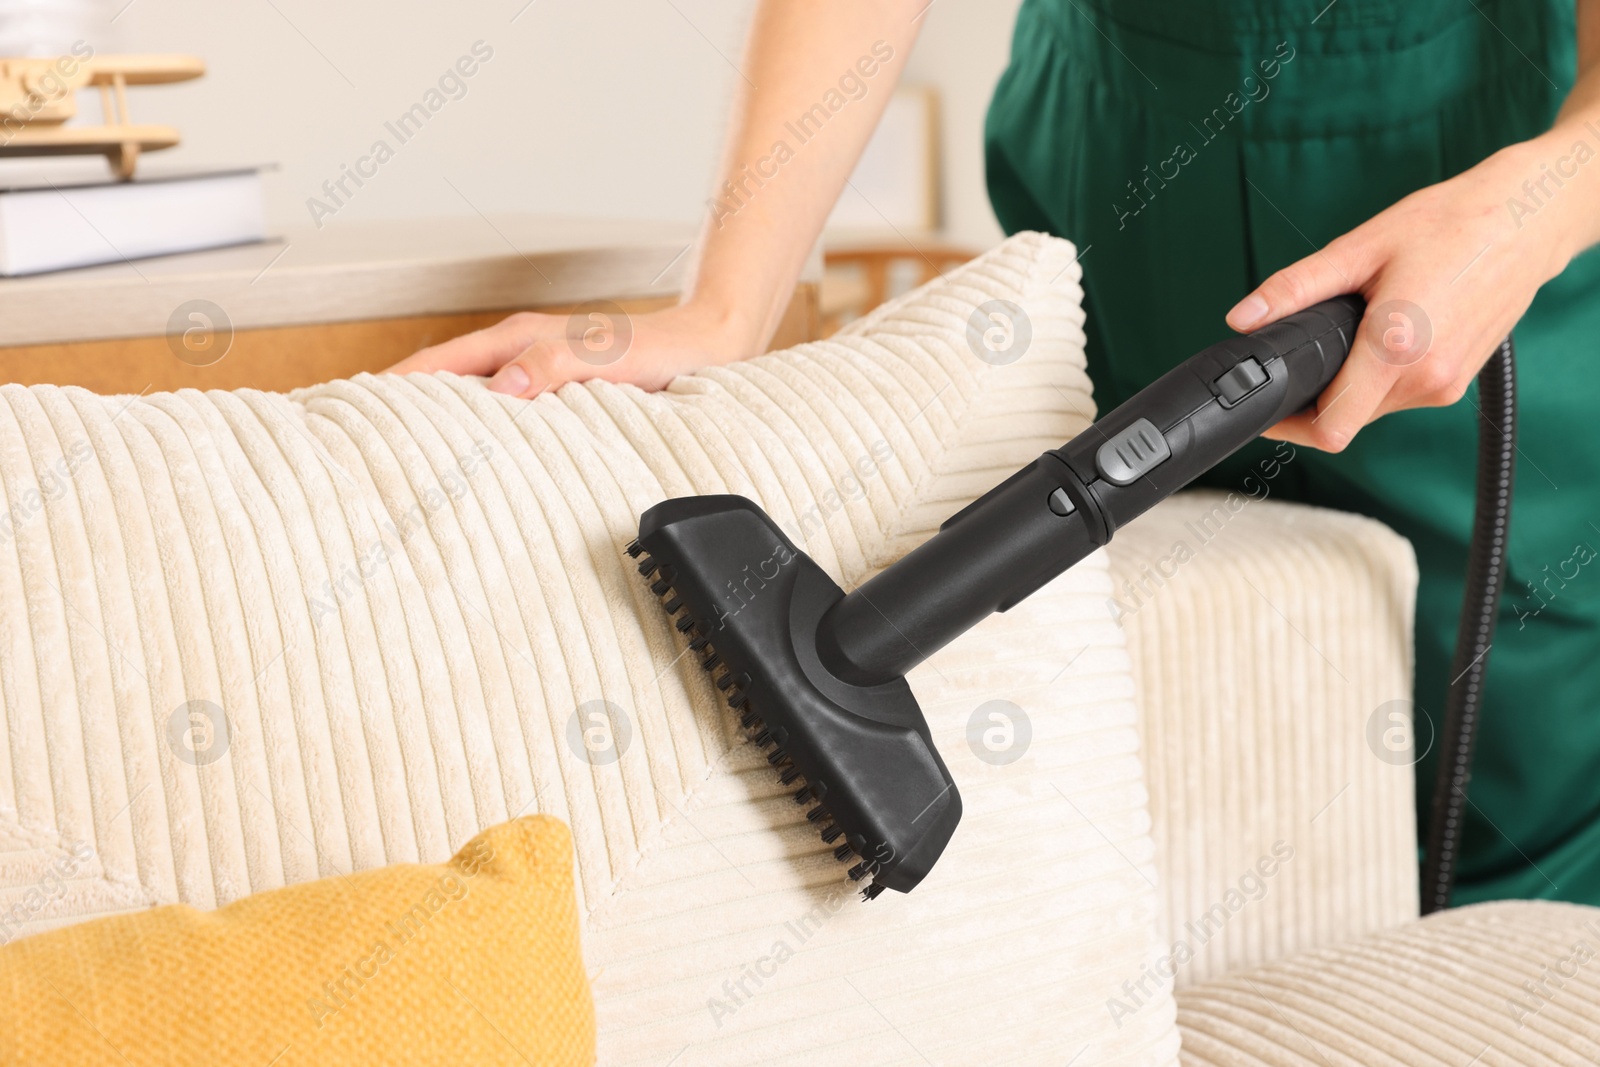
[1109,491,1421,984]
[0,233,1178,1065]
[1177,900,1600,1066]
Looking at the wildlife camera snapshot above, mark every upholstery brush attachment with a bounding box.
[630,496,960,901]
[633,296,1364,899]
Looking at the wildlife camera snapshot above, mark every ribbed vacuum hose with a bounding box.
[1420,336,1517,914]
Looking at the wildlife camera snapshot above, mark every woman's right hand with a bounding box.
[384,299,757,399]
[388,0,924,400]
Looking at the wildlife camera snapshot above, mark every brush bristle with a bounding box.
[631,537,885,902]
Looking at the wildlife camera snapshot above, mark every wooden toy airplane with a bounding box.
[0,54,204,179]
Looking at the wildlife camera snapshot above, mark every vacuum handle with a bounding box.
[817,295,1366,688]
[1051,292,1364,541]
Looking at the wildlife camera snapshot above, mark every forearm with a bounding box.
[1530,0,1600,267]
[684,0,926,352]
[1234,0,1600,450]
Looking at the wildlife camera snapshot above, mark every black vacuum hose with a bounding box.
[1420,335,1517,914]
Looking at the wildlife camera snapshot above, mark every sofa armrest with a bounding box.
[1106,489,1420,986]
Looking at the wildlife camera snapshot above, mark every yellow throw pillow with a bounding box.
[0,816,594,1066]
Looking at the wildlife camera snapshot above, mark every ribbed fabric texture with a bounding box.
[1107,492,1421,986]
[0,815,594,1066]
[1178,900,1600,1066]
[0,233,1180,1065]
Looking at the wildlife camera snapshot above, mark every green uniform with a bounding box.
[986,0,1600,905]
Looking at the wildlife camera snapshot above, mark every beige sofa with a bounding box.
[1115,495,1600,1065]
[1,232,1594,1065]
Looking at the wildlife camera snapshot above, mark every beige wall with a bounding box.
[10,0,1025,249]
[903,0,1025,248]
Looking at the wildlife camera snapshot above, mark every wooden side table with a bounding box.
[0,216,819,394]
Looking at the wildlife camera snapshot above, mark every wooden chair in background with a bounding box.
[820,242,978,336]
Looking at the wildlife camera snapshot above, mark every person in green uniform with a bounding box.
[392,1,1600,905]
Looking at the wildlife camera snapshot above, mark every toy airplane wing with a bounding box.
[0,54,204,178]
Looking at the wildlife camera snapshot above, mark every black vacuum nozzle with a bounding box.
[634,296,1364,898]
[633,495,961,900]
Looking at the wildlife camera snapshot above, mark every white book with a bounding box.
[0,168,267,276]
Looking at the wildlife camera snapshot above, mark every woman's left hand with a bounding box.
[1224,128,1594,451]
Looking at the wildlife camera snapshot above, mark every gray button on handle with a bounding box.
[1095,418,1171,486]
[1214,357,1268,406]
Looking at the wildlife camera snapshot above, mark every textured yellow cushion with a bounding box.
[0,815,593,1066]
